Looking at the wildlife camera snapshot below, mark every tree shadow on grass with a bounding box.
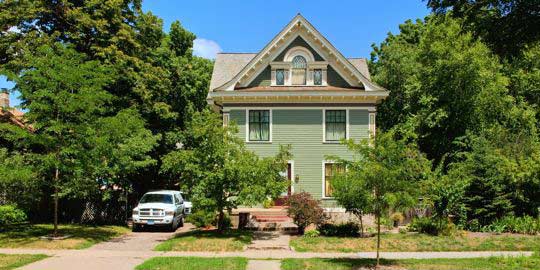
[0,224,125,247]
[171,229,253,245]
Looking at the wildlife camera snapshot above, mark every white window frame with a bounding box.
[287,160,295,195]
[245,108,272,143]
[369,112,376,138]
[322,160,337,199]
[322,108,349,143]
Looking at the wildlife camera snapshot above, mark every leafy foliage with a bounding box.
[318,222,360,237]
[0,205,27,227]
[427,0,540,57]
[286,192,327,235]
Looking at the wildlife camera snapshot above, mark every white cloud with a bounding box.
[193,38,222,59]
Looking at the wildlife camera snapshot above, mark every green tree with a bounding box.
[162,111,291,231]
[371,15,514,163]
[427,0,540,58]
[14,43,114,235]
[333,129,432,268]
[331,164,371,236]
[0,0,213,197]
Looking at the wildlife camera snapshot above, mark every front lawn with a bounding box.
[135,257,248,270]
[0,224,130,249]
[154,230,252,252]
[0,254,48,270]
[281,256,540,270]
[290,232,540,252]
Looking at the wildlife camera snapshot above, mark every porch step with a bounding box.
[253,215,291,222]
[246,221,298,232]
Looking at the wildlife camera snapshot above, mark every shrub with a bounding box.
[318,222,360,237]
[409,217,455,236]
[186,209,215,228]
[304,229,321,238]
[286,192,327,235]
[262,198,274,209]
[484,215,540,235]
[0,204,27,227]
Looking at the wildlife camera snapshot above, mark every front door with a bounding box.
[274,162,292,206]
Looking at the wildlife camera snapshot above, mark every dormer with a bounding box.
[270,46,328,86]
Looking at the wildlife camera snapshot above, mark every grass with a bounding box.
[135,257,248,270]
[0,224,130,249]
[0,254,48,270]
[154,229,253,252]
[281,256,540,270]
[290,232,540,252]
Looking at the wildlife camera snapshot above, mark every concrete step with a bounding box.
[245,221,298,232]
[253,215,291,222]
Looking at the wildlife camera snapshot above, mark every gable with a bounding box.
[273,36,324,62]
[213,14,385,92]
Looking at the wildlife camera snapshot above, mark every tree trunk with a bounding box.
[359,214,364,237]
[217,209,225,233]
[376,214,381,269]
[53,167,59,237]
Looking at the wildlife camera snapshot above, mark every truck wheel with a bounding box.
[178,216,184,228]
[168,220,177,232]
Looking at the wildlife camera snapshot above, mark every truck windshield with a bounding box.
[139,194,173,204]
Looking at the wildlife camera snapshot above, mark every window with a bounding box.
[139,194,173,204]
[276,69,285,85]
[324,163,345,197]
[325,110,346,141]
[291,55,307,85]
[314,69,322,85]
[248,110,270,141]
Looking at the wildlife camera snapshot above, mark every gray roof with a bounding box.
[209,53,371,91]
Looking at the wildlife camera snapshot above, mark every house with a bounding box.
[0,89,25,128]
[207,14,388,209]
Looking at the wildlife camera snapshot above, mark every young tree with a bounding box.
[331,168,370,236]
[162,110,291,231]
[333,129,432,268]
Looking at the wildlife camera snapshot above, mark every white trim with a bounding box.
[369,112,376,139]
[284,46,315,62]
[216,15,386,92]
[322,160,337,199]
[322,108,349,143]
[288,160,295,194]
[245,108,273,143]
[226,106,376,111]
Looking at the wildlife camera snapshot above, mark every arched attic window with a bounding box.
[291,55,307,85]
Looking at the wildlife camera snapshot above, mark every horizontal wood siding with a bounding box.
[229,108,369,207]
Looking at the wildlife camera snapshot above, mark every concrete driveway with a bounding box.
[17,224,194,270]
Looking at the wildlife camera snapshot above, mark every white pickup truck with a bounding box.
[131,190,191,232]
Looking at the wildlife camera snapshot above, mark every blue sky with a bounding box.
[1,0,430,107]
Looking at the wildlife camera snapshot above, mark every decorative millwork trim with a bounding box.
[214,14,386,92]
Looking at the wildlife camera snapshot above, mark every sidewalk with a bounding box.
[1,248,534,259]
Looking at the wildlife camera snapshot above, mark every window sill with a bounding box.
[246,141,272,144]
[321,197,335,200]
[322,141,342,144]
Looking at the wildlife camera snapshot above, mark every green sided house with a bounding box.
[207,14,388,209]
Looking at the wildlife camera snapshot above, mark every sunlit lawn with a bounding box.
[154,230,253,252]
[136,257,248,270]
[290,232,540,252]
[0,254,48,270]
[281,255,540,270]
[0,224,130,249]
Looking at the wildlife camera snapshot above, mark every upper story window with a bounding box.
[248,110,270,141]
[291,55,307,85]
[314,69,322,85]
[276,69,285,85]
[325,110,346,142]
